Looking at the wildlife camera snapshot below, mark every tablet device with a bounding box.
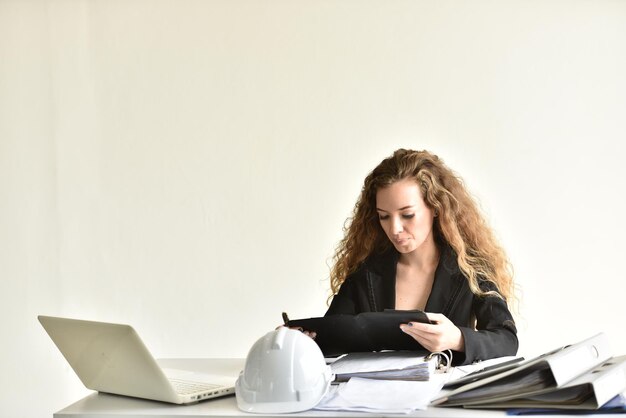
[288,309,431,356]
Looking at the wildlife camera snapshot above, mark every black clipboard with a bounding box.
[288,309,431,357]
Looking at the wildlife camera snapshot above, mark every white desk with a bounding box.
[54,359,618,418]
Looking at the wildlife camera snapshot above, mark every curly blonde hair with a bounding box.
[329,149,514,305]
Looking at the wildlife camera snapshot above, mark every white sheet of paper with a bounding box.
[315,375,447,413]
[445,355,522,383]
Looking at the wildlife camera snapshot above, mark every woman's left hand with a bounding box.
[399,312,465,352]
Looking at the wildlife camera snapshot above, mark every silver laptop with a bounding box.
[38,315,236,404]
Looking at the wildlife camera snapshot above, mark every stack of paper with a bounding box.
[315,376,447,413]
[330,351,437,382]
[313,351,444,413]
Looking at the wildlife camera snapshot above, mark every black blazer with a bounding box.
[325,245,518,365]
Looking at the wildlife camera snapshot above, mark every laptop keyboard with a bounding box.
[170,378,221,395]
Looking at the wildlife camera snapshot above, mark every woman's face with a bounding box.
[375,178,436,255]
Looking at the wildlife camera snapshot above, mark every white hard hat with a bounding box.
[235,327,333,413]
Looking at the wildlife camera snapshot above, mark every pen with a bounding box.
[282,312,290,327]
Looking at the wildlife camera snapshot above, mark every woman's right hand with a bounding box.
[275,325,317,339]
[295,327,317,339]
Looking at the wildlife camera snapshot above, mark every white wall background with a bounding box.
[2,0,625,416]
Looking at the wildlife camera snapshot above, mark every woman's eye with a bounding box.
[402,213,415,219]
[378,214,389,221]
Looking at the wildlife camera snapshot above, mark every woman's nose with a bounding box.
[391,217,403,234]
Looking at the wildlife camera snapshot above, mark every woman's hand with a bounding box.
[399,312,464,352]
[275,325,317,339]
[293,327,317,339]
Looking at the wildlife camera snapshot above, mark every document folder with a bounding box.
[432,333,613,408]
[480,355,626,410]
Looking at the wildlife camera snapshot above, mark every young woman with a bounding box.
[325,149,518,365]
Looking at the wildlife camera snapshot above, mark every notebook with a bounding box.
[38,315,236,404]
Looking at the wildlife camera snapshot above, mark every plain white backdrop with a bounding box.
[2,1,626,416]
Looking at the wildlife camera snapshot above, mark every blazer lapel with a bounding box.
[365,249,398,311]
[425,245,465,316]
